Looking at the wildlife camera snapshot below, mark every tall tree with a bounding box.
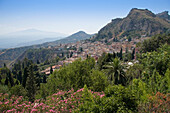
[26,65,37,102]
[8,71,14,87]
[43,74,47,83]
[0,75,2,84]
[119,48,123,60]
[131,48,135,60]
[5,77,9,86]
[22,67,29,88]
[50,66,53,74]
[17,70,22,84]
[35,72,41,88]
[36,60,40,64]
[3,63,6,67]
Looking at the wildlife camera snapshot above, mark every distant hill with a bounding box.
[95,8,170,41]
[156,11,170,22]
[40,31,92,47]
[16,37,64,47]
[0,29,67,48]
[0,31,92,68]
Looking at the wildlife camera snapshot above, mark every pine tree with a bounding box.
[17,70,22,84]
[36,60,40,64]
[43,74,47,83]
[26,65,37,102]
[0,75,2,84]
[5,77,9,86]
[4,63,6,67]
[35,72,41,87]
[15,80,19,85]
[119,48,123,60]
[8,71,14,87]
[22,67,29,88]
[131,48,135,60]
[50,66,53,74]
[113,52,116,58]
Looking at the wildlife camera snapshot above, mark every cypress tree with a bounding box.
[43,74,47,83]
[17,70,22,84]
[113,52,116,58]
[4,63,6,67]
[37,60,40,64]
[26,65,37,102]
[0,75,2,84]
[50,66,53,74]
[8,71,14,87]
[15,80,19,85]
[5,77,9,86]
[22,67,29,88]
[131,48,135,60]
[120,48,123,60]
[35,72,41,87]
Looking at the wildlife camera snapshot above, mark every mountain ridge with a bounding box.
[156,11,170,22]
[95,8,170,41]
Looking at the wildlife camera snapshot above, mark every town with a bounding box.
[41,36,148,75]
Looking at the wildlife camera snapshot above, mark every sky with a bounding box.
[0,0,170,35]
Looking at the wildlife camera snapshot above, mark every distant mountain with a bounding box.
[0,29,67,48]
[3,29,67,37]
[40,31,92,47]
[0,31,92,68]
[95,8,170,41]
[16,37,64,47]
[156,11,170,22]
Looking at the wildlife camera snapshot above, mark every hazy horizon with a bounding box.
[0,0,170,35]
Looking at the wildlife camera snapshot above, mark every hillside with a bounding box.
[40,31,92,47]
[95,8,170,41]
[0,31,91,68]
[156,11,170,22]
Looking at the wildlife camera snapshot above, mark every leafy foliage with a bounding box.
[140,33,170,52]
[44,57,108,96]
[0,33,170,112]
[103,57,127,85]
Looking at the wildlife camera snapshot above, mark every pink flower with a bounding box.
[6,110,12,112]
[100,94,105,98]
[18,104,22,107]
[24,105,30,108]
[49,109,55,112]
[5,101,9,104]
[31,109,38,113]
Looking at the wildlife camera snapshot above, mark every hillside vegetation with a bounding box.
[0,33,170,112]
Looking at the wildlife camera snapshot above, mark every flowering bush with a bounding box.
[0,87,104,113]
[139,92,170,112]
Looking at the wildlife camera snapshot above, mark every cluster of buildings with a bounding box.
[41,37,147,75]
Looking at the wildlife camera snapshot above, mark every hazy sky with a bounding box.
[0,0,170,35]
